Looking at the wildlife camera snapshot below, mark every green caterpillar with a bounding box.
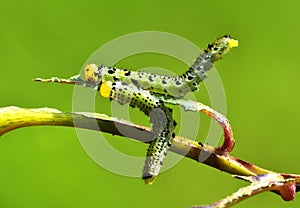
[37,35,238,184]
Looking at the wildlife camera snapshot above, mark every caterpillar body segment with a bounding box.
[100,80,176,184]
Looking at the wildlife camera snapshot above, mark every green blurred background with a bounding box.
[1,0,300,207]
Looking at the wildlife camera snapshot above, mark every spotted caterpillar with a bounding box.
[36,35,238,184]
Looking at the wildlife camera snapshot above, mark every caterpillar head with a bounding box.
[82,64,103,90]
[84,64,113,98]
[207,35,238,61]
[84,64,99,82]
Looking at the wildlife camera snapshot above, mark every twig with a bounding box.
[0,106,299,207]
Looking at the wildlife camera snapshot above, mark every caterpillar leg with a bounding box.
[106,81,176,184]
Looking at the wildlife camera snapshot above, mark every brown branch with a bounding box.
[1,106,299,207]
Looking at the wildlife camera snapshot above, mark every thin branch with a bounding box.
[0,106,298,178]
[1,106,299,207]
[192,174,296,208]
[159,96,235,153]
[0,106,256,174]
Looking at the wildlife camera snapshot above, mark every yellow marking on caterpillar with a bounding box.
[84,64,98,82]
[228,39,239,49]
[144,177,155,185]
[100,81,112,98]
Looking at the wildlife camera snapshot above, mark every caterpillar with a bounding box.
[36,35,238,184]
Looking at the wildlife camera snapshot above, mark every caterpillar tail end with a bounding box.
[143,173,156,185]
